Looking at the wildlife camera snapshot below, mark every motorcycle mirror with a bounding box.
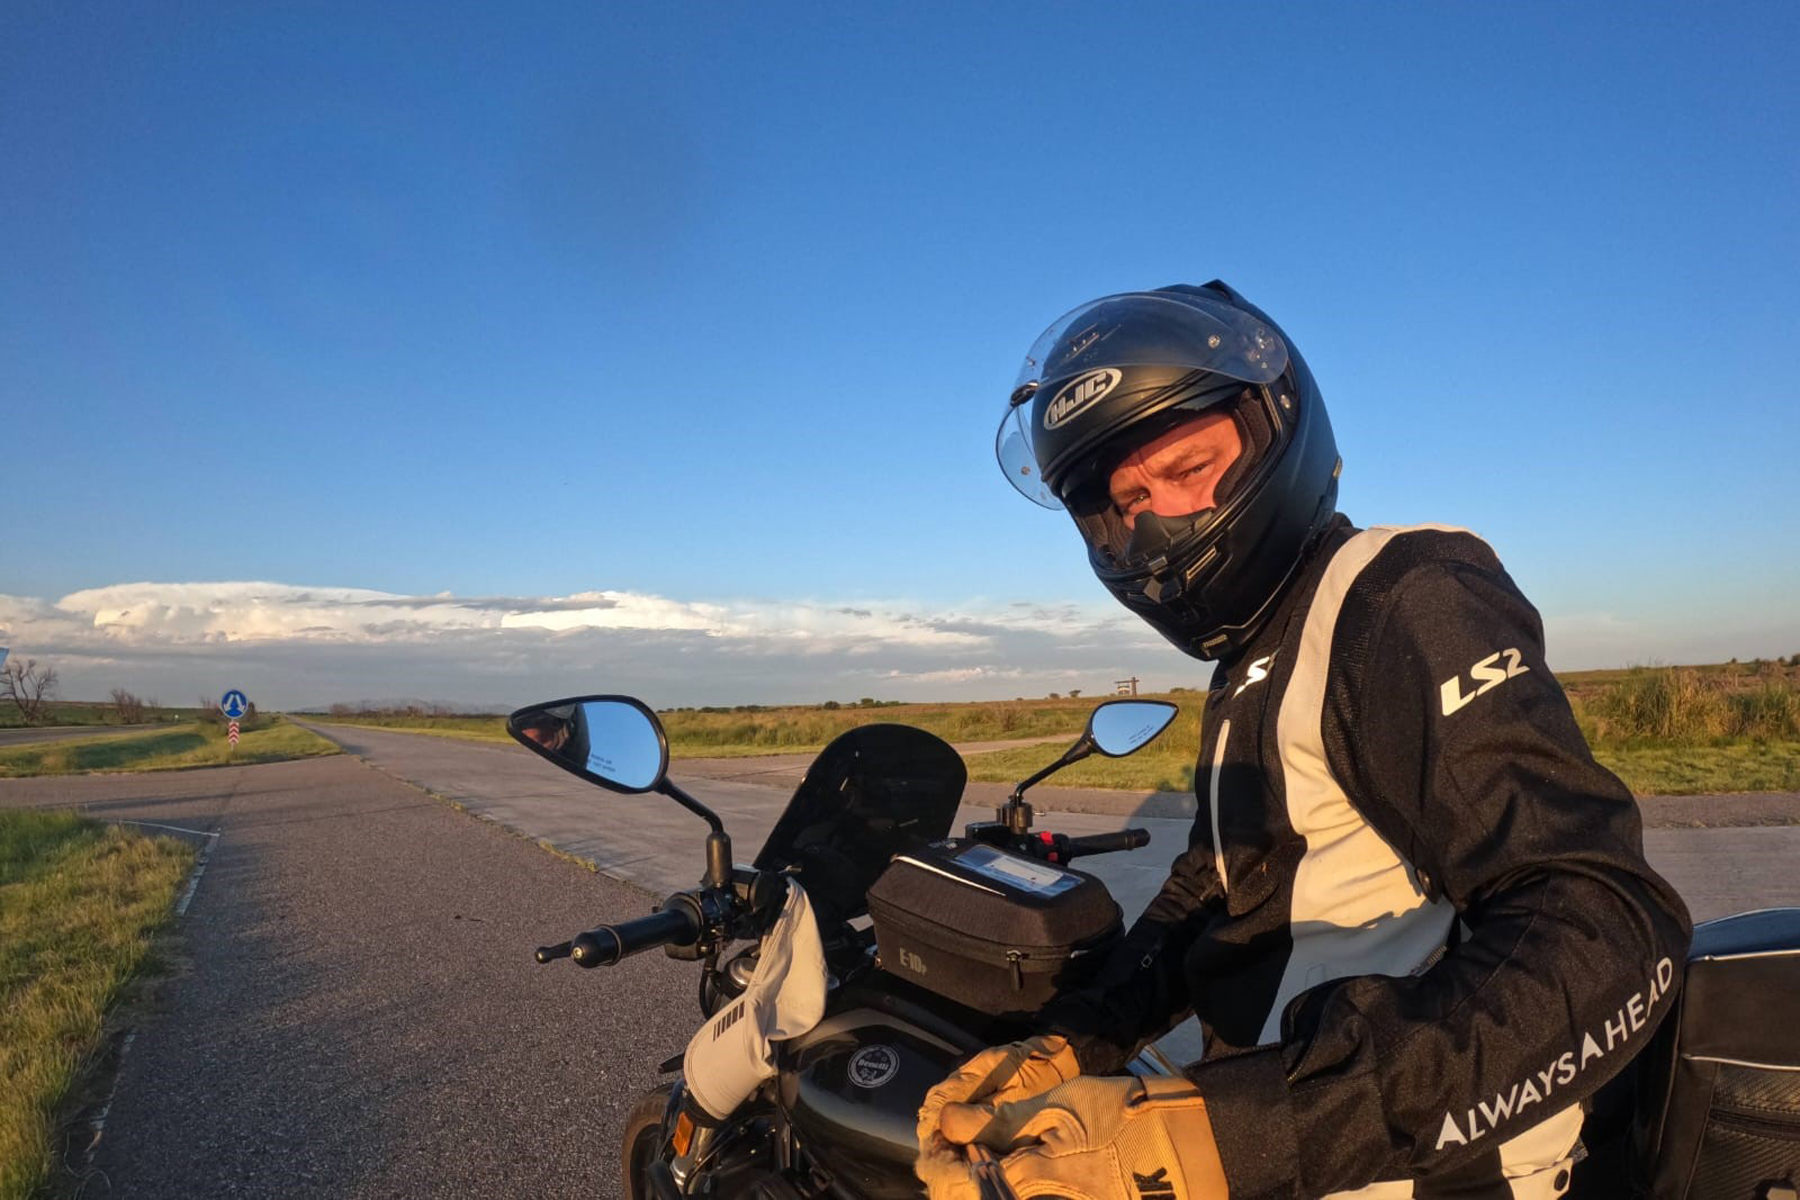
[507,695,669,794]
[995,697,1181,835]
[1085,699,1180,758]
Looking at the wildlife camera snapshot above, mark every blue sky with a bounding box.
[4,2,1796,708]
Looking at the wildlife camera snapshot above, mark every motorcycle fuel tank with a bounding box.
[780,992,985,1199]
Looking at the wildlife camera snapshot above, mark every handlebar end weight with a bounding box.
[571,928,623,968]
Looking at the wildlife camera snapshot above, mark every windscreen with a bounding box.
[753,724,966,921]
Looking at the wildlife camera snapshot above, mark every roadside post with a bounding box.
[220,689,249,751]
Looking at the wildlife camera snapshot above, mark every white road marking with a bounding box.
[113,819,220,840]
[83,820,221,1164]
[83,1032,137,1165]
[174,832,216,917]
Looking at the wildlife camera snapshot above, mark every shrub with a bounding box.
[1584,667,1800,746]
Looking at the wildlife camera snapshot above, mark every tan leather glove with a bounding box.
[916,1036,1083,1200]
[936,1074,1228,1200]
[918,1036,1082,1146]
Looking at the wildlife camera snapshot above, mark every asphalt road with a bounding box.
[300,722,1800,1066]
[300,722,1800,925]
[6,726,1798,1197]
[0,758,694,1198]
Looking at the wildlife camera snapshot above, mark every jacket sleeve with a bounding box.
[1042,826,1227,1073]
[1195,553,1693,1197]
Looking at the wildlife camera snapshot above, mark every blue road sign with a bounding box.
[220,689,250,720]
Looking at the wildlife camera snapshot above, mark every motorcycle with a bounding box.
[510,695,1183,1198]
[509,696,1800,1200]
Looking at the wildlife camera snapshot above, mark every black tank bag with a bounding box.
[1634,908,1800,1199]
[866,839,1121,1019]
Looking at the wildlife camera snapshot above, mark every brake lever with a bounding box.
[967,1144,1019,1200]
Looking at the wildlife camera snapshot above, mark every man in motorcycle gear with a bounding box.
[921,282,1691,1198]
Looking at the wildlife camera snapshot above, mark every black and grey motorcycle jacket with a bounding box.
[1046,518,1692,1198]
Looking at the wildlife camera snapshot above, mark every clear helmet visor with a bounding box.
[995,291,1289,509]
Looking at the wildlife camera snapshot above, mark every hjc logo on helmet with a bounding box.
[1044,368,1123,430]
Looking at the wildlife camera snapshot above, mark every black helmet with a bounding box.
[995,281,1340,660]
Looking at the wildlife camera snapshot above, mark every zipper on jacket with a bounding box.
[1209,719,1232,896]
[1709,1108,1800,1141]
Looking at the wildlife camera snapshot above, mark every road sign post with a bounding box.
[220,690,249,752]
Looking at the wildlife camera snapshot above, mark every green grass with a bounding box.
[0,718,341,778]
[309,670,1800,797]
[0,702,206,730]
[1596,741,1800,796]
[967,737,1800,798]
[313,697,1166,758]
[1569,667,1800,744]
[964,713,1800,799]
[963,704,1203,791]
[0,811,194,1200]
[303,714,514,743]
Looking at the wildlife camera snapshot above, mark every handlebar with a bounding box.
[536,906,699,969]
[1060,828,1151,859]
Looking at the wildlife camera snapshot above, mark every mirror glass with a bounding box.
[1087,700,1179,758]
[509,697,667,793]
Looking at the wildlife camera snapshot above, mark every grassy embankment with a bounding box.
[967,665,1800,796]
[302,699,1113,756]
[307,662,1800,796]
[0,716,340,778]
[0,811,194,1200]
[0,702,207,730]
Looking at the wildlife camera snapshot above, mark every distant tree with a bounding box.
[2,659,58,725]
[858,697,877,707]
[821,700,841,710]
[1047,692,1061,700]
[1067,689,1082,699]
[110,688,146,724]
[329,702,353,717]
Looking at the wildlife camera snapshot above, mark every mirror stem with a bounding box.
[1000,736,1095,832]
[657,778,733,889]
[705,831,733,891]
[658,778,726,836]
[1009,736,1093,803]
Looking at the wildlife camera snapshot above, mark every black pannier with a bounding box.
[866,839,1122,1018]
[1634,908,1800,1199]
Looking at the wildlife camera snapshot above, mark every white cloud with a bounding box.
[0,580,1197,709]
[6,581,1791,711]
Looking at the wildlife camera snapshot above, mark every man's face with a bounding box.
[1107,411,1243,529]
[524,723,570,751]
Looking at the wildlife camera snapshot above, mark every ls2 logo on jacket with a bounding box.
[1233,653,1276,697]
[1439,648,1529,717]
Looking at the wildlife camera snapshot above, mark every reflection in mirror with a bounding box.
[1087,700,1179,758]
[511,698,667,792]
